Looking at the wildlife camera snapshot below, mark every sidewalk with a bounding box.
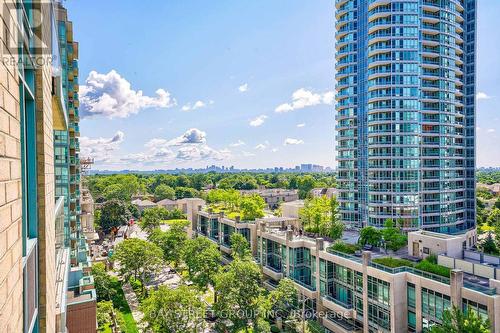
[122,282,146,332]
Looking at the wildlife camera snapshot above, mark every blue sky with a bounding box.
[67,0,499,170]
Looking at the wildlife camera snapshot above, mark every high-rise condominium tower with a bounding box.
[335,0,476,233]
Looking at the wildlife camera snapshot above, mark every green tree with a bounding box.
[382,219,408,251]
[141,206,169,232]
[128,204,141,219]
[240,194,266,221]
[96,301,114,329]
[495,197,500,210]
[94,209,102,228]
[297,175,316,199]
[480,232,499,255]
[477,187,494,200]
[113,238,164,288]
[213,259,264,332]
[175,186,198,199]
[300,196,344,240]
[268,278,299,321]
[476,198,488,226]
[148,220,189,267]
[487,208,500,226]
[329,196,344,240]
[182,237,221,291]
[103,183,128,201]
[428,306,490,333]
[100,200,131,233]
[358,226,382,247]
[141,285,206,333]
[154,184,176,201]
[230,232,251,259]
[92,262,116,301]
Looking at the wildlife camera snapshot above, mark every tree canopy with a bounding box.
[141,285,206,333]
[300,196,344,240]
[113,238,164,285]
[429,306,490,333]
[213,259,265,332]
[182,237,221,291]
[99,200,131,232]
[230,233,251,260]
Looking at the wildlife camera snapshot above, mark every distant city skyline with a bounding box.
[66,0,500,170]
[90,163,334,175]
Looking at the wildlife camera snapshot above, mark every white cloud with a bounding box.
[238,83,249,92]
[255,144,267,150]
[80,131,125,163]
[249,115,268,127]
[122,128,229,165]
[476,92,491,100]
[271,148,279,153]
[181,100,209,112]
[275,88,334,113]
[284,138,304,145]
[297,123,306,128]
[487,129,496,133]
[80,70,176,118]
[229,140,245,147]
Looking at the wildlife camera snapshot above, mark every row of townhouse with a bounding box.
[0,1,96,332]
[185,201,500,333]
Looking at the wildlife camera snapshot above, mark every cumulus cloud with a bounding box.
[238,83,249,92]
[80,131,125,163]
[284,138,304,145]
[181,100,210,112]
[487,129,496,133]
[275,88,334,113]
[476,92,491,100]
[297,123,306,128]
[123,128,229,165]
[80,70,176,118]
[230,140,245,147]
[250,115,268,127]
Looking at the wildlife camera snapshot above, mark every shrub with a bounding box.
[426,253,438,264]
[330,241,360,254]
[415,259,451,278]
[372,257,413,268]
[270,325,280,333]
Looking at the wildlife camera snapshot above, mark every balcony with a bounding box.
[321,315,363,333]
[262,265,283,280]
[322,295,354,318]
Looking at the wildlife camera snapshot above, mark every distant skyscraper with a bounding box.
[335,0,477,233]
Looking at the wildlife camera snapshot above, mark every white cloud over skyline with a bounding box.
[80,131,125,163]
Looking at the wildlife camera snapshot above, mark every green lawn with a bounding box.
[479,224,495,233]
[162,219,190,225]
[110,277,139,333]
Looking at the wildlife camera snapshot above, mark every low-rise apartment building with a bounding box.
[240,189,299,209]
[187,203,500,333]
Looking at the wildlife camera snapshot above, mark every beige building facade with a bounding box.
[1,1,96,332]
